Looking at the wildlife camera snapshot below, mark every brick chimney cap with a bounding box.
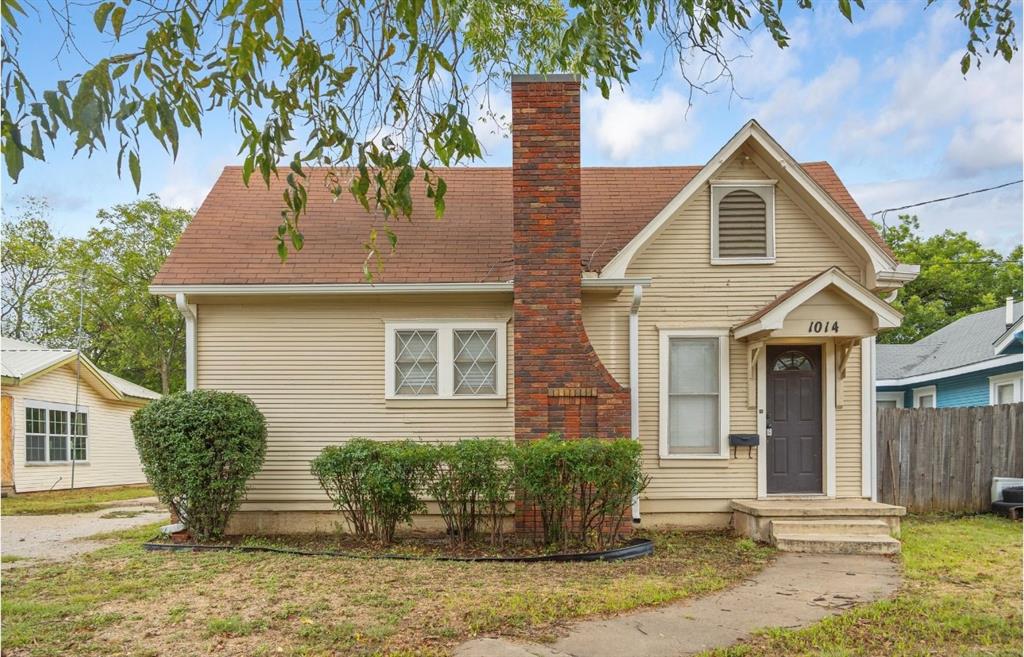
[511,73,580,84]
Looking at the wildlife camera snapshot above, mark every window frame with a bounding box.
[989,372,1022,405]
[658,329,731,460]
[384,320,508,400]
[710,182,776,265]
[912,385,937,409]
[23,399,89,464]
[876,391,904,409]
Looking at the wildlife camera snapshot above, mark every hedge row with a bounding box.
[311,435,649,548]
[131,391,648,550]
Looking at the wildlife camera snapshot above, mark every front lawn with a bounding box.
[1,484,155,515]
[703,514,1023,657]
[0,527,772,656]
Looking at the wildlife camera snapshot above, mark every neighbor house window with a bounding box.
[711,183,775,264]
[659,330,730,458]
[989,372,1022,405]
[876,392,904,409]
[385,321,507,399]
[912,386,936,409]
[24,401,88,463]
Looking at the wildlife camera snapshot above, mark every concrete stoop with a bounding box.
[731,499,905,555]
[770,520,901,555]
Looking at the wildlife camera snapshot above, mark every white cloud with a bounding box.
[945,119,1024,176]
[752,56,861,146]
[158,139,234,212]
[470,85,512,159]
[847,2,910,35]
[836,9,1023,172]
[851,176,1023,253]
[582,87,695,162]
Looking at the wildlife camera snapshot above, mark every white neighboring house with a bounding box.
[1,337,160,494]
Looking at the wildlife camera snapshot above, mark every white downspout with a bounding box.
[629,284,643,522]
[176,293,198,391]
[869,336,878,501]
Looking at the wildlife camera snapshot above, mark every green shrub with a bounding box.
[310,439,431,544]
[311,436,648,549]
[423,439,514,547]
[515,435,650,548]
[131,390,267,542]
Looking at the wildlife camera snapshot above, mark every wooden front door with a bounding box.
[767,345,823,494]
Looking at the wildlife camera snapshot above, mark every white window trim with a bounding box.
[384,320,508,400]
[710,182,776,265]
[989,372,1022,405]
[876,391,904,408]
[658,329,730,460]
[24,399,89,464]
[912,385,937,408]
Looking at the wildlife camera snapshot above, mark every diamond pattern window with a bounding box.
[454,330,497,395]
[395,330,438,395]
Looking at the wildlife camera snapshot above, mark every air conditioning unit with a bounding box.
[992,477,1024,502]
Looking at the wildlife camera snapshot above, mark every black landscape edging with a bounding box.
[142,536,654,562]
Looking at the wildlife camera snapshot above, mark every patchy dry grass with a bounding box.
[703,514,1023,657]
[1,527,772,656]
[1,485,154,515]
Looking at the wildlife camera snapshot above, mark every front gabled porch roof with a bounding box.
[732,267,903,341]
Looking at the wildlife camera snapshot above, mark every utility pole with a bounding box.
[70,274,85,490]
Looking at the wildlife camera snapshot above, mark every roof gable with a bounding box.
[600,120,896,280]
[1,337,160,401]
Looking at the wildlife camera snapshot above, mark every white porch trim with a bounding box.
[734,268,902,340]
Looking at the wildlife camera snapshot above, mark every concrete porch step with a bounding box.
[771,532,901,555]
[770,519,892,537]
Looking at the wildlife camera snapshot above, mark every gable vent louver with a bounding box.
[717,190,767,257]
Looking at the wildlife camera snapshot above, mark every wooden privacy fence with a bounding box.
[877,404,1023,513]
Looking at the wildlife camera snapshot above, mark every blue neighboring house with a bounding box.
[877,299,1022,409]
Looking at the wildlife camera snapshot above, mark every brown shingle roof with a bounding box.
[154,164,888,286]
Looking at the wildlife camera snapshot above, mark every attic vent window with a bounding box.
[711,183,775,264]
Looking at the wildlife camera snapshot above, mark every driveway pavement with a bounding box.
[457,552,901,657]
[2,500,168,566]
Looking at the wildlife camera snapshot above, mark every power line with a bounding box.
[870,179,1024,218]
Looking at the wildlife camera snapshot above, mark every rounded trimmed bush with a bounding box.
[132,389,267,542]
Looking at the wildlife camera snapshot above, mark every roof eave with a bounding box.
[150,277,652,297]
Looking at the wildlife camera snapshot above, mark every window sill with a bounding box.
[25,461,90,467]
[658,454,731,467]
[385,398,508,409]
[710,257,776,266]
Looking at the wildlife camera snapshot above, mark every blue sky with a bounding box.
[4,1,1023,253]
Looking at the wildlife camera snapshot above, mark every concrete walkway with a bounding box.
[456,553,900,657]
[2,500,168,566]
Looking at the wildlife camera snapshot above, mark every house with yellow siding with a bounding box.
[152,76,918,551]
[1,337,159,494]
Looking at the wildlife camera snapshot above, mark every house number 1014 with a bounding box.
[807,320,839,333]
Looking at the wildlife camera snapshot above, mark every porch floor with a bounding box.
[731,499,905,554]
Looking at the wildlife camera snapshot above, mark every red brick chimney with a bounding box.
[511,74,631,447]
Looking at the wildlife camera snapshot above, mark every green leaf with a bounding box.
[960,53,971,74]
[128,150,141,190]
[838,0,853,22]
[111,6,126,39]
[4,138,24,182]
[93,2,115,32]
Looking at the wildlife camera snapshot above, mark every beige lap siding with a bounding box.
[584,154,868,520]
[195,294,515,509]
[10,365,147,492]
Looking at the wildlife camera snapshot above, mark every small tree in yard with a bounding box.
[132,390,267,542]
